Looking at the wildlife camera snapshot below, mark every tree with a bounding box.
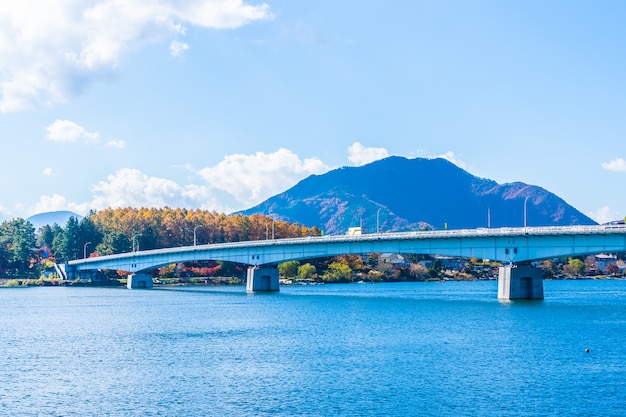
[606,263,620,275]
[322,261,353,282]
[562,258,585,277]
[336,254,366,271]
[279,260,300,278]
[297,263,317,279]
[51,216,84,261]
[365,255,379,268]
[79,213,103,257]
[95,231,131,255]
[410,263,429,280]
[539,259,556,279]
[0,219,36,272]
[37,224,62,250]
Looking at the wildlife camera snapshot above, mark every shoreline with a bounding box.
[1,274,624,288]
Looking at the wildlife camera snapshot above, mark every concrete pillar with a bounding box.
[246,267,280,292]
[127,273,154,289]
[498,265,544,300]
[55,263,74,281]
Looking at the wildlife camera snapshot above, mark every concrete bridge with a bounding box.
[57,225,626,299]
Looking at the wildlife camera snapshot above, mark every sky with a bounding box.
[1,0,625,224]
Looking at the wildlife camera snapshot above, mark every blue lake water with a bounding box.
[1,280,625,416]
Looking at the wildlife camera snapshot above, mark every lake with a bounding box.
[1,280,625,416]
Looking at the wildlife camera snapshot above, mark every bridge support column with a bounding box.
[127,273,154,289]
[246,267,279,292]
[498,265,544,300]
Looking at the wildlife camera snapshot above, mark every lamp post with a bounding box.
[193,225,202,246]
[376,207,382,234]
[132,235,140,252]
[83,242,91,259]
[524,197,530,228]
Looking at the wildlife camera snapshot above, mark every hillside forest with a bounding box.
[0,208,622,285]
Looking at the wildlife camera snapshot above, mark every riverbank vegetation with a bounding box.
[1,208,624,286]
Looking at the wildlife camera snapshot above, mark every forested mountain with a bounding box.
[239,156,596,234]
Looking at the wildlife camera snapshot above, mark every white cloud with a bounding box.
[45,119,100,143]
[31,194,90,217]
[197,149,329,207]
[588,206,621,225]
[347,142,389,166]
[169,40,190,57]
[89,168,210,210]
[601,158,626,172]
[0,1,273,112]
[26,149,330,217]
[42,167,53,176]
[106,139,127,149]
[435,151,468,169]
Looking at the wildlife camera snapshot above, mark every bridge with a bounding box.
[58,225,626,300]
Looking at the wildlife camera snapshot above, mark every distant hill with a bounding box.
[27,210,82,231]
[239,156,596,235]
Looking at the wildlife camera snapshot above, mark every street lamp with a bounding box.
[376,207,382,234]
[193,225,202,246]
[132,235,140,252]
[524,197,530,228]
[83,242,91,259]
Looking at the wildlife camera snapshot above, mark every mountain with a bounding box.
[27,210,82,231]
[239,156,596,234]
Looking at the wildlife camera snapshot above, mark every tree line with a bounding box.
[0,208,322,278]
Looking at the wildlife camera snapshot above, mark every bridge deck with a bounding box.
[65,225,626,274]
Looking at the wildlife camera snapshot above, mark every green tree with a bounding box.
[79,213,103,257]
[322,261,353,282]
[562,258,585,277]
[37,224,58,250]
[279,260,300,278]
[297,263,317,279]
[95,231,132,255]
[52,216,82,261]
[0,219,36,272]
[365,255,379,268]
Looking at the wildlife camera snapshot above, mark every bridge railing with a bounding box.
[68,224,626,266]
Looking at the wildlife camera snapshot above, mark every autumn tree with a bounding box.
[562,258,585,277]
[539,259,557,277]
[606,263,620,275]
[336,254,366,272]
[322,261,353,282]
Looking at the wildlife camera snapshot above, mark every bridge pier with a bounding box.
[498,265,544,300]
[127,273,154,289]
[246,267,279,292]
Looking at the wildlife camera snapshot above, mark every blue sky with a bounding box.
[1,0,625,224]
